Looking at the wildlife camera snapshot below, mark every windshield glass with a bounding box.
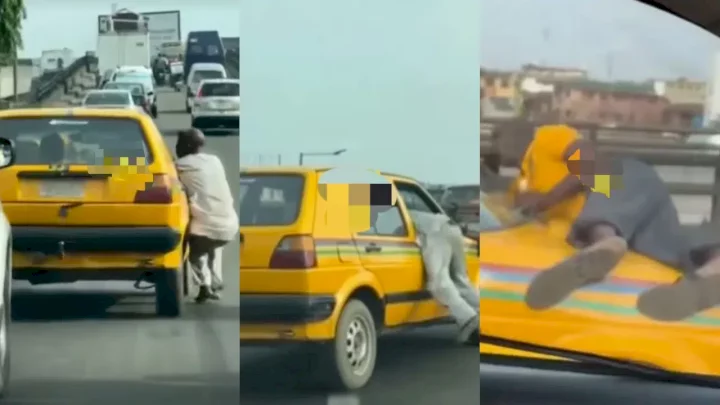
[0,118,152,165]
[481,0,720,383]
[200,82,239,97]
[83,92,130,106]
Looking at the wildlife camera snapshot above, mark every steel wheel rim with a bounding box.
[344,316,373,376]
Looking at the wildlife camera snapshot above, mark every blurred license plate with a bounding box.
[39,180,85,198]
[213,101,235,110]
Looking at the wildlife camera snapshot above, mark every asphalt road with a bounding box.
[481,364,720,405]
[5,88,239,405]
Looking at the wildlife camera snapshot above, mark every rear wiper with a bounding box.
[481,334,720,388]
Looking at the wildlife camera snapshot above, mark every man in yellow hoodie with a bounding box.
[513,124,720,321]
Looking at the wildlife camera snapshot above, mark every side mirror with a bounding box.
[0,139,16,168]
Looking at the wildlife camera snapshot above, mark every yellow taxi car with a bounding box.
[0,108,190,317]
[239,166,480,390]
[479,191,720,380]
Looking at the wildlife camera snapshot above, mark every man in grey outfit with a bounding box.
[517,140,720,322]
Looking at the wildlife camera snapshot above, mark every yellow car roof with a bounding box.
[240,166,418,183]
[0,107,145,119]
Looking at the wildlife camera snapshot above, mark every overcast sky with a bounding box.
[482,0,720,82]
[240,0,480,184]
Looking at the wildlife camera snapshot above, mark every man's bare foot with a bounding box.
[524,236,627,310]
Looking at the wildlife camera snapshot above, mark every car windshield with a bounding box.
[482,0,720,385]
[239,174,304,226]
[192,70,224,83]
[478,190,531,231]
[200,82,239,97]
[0,117,152,165]
[83,92,130,106]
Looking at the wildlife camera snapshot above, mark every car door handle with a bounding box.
[365,243,382,253]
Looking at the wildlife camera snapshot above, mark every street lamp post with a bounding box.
[298,148,347,165]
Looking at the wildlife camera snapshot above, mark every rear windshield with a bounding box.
[200,82,239,97]
[192,70,224,83]
[188,44,203,54]
[104,82,144,94]
[0,118,152,165]
[239,174,305,226]
[84,92,129,105]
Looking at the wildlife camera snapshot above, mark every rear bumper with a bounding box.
[12,226,182,254]
[240,294,336,324]
[13,266,177,283]
[191,115,239,131]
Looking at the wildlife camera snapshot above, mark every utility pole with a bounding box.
[13,7,28,104]
[12,49,18,103]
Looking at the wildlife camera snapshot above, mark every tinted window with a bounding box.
[200,82,239,97]
[0,118,152,165]
[208,45,221,55]
[84,92,130,105]
[239,174,304,226]
[192,70,224,83]
[189,44,203,54]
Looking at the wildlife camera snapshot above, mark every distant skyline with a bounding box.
[19,0,239,58]
[482,0,720,82]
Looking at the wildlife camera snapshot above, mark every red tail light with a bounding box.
[196,88,202,98]
[269,235,317,269]
[134,174,173,204]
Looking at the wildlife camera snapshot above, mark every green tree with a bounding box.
[0,0,25,66]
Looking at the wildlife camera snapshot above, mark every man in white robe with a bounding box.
[175,129,238,302]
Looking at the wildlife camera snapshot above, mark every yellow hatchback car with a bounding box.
[0,108,189,317]
[479,192,720,381]
[239,166,480,390]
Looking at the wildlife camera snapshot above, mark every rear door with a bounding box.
[239,172,309,269]
[0,116,162,226]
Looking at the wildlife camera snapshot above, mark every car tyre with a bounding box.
[151,105,159,118]
[155,266,184,318]
[0,242,12,398]
[320,299,377,391]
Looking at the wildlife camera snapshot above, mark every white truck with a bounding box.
[96,32,152,80]
[40,48,75,73]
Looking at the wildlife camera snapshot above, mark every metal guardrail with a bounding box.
[480,117,720,221]
[33,51,98,104]
[225,49,239,79]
